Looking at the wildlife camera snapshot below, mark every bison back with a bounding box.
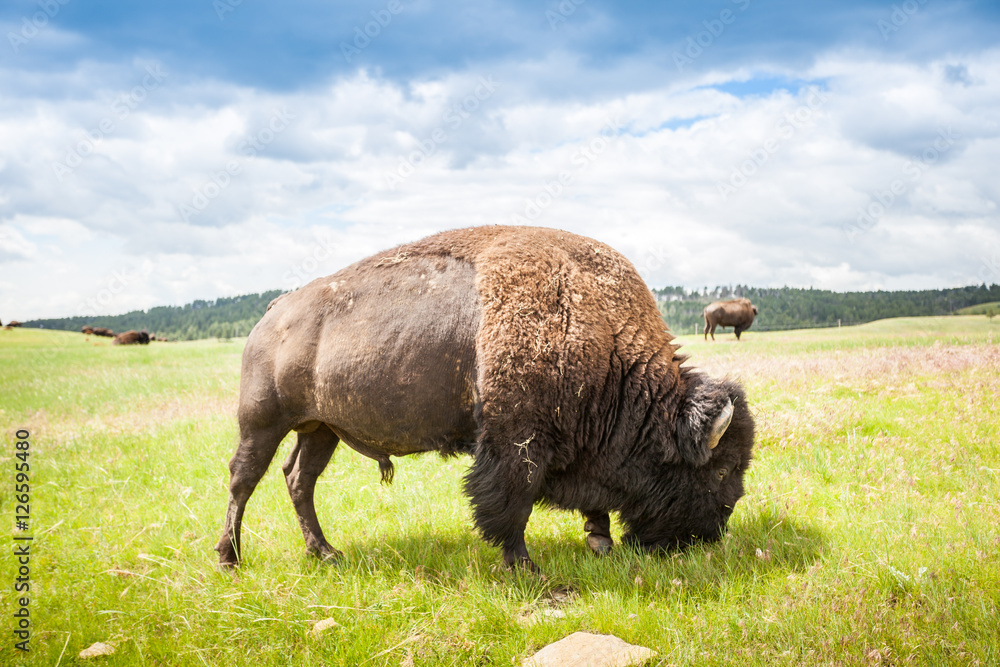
[705,299,754,327]
[240,253,481,456]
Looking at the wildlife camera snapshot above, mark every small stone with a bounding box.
[311,618,340,636]
[80,642,115,658]
[522,632,656,667]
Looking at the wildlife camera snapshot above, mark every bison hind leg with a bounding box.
[216,421,291,566]
[282,424,342,561]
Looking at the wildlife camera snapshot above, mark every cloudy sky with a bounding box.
[2,0,999,320]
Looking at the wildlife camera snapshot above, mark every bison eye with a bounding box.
[717,468,728,480]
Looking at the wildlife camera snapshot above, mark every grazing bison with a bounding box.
[82,325,94,335]
[112,330,150,345]
[703,298,758,341]
[217,226,755,572]
[91,327,115,337]
[8,320,22,327]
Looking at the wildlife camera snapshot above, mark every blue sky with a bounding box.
[8,1,998,92]
[2,0,999,319]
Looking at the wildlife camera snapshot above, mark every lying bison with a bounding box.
[704,298,758,341]
[113,330,150,345]
[90,327,115,337]
[217,226,755,572]
[82,325,94,335]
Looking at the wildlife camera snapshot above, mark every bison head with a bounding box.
[621,377,755,551]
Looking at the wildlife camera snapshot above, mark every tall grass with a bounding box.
[1,317,998,665]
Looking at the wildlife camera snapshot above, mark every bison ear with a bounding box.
[670,379,734,466]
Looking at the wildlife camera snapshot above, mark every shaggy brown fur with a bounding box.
[112,330,150,345]
[704,298,758,341]
[90,327,115,337]
[217,226,756,572]
[82,325,94,335]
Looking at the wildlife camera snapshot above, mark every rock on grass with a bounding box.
[80,642,115,658]
[522,632,656,666]
[310,618,340,636]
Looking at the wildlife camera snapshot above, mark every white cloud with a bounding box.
[0,223,37,262]
[2,49,999,320]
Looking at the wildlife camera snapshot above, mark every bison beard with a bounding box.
[217,226,755,572]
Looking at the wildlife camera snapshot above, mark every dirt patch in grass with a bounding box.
[693,342,1000,387]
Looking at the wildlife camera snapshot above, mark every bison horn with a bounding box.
[707,399,734,450]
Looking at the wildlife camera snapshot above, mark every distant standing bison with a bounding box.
[217,226,755,572]
[113,330,150,345]
[704,298,758,341]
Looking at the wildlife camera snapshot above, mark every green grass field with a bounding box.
[1,317,998,666]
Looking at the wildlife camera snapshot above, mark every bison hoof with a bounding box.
[313,546,344,564]
[504,556,540,574]
[216,552,241,569]
[586,534,614,555]
[215,543,241,568]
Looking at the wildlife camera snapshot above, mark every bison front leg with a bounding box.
[282,424,342,562]
[500,505,537,573]
[583,511,613,555]
[216,421,290,566]
[464,436,545,573]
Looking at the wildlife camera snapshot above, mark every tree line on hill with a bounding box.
[25,290,284,341]
[23,283,1000,341]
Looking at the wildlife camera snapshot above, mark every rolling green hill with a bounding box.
[25,290,284,341]
[22,283,1000,341]
[955,301,1000,316]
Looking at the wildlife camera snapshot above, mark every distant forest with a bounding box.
[24,284,1000,341]
[655,284,1000,335]
[26,291,284,341]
